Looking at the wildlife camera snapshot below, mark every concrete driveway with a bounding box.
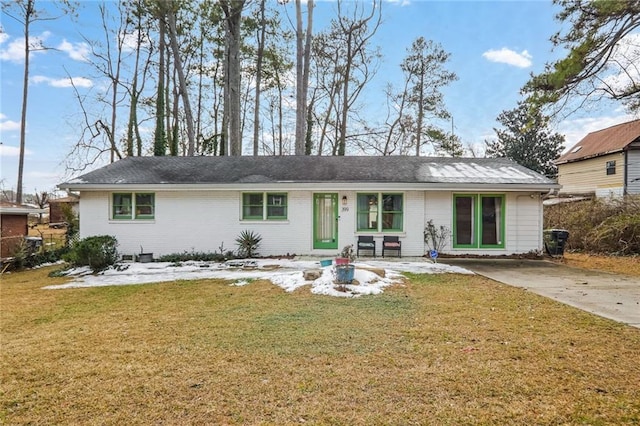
[444,259,640,329]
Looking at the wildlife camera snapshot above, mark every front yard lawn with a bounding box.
[1,266,639,424]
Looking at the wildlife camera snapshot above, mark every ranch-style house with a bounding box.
[58,156,560,259]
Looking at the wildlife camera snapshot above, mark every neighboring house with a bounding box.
[0,201,46,258]
[58,156,559,258]
[49,195,80,225]
[556,119,640,197]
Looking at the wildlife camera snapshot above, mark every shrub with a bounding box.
[544,195,640,255]
[60,203,79,245]
[235,230,262,258]
[64,235,119,272]
[424,219,450,253]
[157,250,232,263]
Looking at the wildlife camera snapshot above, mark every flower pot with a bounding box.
[320,259,333,267]
[335,257,350,265]
[335,264,355,284]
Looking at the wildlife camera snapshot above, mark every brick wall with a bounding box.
[1,214,28,258]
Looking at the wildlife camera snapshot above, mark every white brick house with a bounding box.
[58,156,559,258]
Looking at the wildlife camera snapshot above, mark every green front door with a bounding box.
[313,193,338,250]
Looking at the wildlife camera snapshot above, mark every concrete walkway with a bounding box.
[443,259,640,329]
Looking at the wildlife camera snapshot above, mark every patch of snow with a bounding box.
[42,258,473,298]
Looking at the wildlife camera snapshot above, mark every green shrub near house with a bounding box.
[63,235,119,272]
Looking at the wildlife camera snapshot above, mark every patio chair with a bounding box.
[357,235,376,257]
[382,236,401,258]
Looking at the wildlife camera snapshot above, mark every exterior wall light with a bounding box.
[342,195,348,205]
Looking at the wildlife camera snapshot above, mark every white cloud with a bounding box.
[31,75,93,88]
[386,0,412,6]
[558,112,636,151]
[0,118,21,132]
[482,48,532,68]
[0,37,26,62]
[0,143,28,157]
[0,31,50,63]
[120,31,152,53]
[598,33,640,95]
[57,39,90,62]
[0,32,9,45]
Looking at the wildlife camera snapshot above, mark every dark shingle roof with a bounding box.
[556,119,640,164]
[60,156,556,188]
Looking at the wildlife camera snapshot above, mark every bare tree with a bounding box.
[220,0,245,156]
[33,189,48,223]
[335,0,380,156]
[1,0,77,203]
[294,0,313,155]
[310,1,381,156]
[164,2,196,155]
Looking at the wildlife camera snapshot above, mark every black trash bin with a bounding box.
[544,229,569,256]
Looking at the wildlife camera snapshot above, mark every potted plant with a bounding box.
[335,244,355,265]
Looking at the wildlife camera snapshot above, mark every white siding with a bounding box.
[513,194,543,253]
[78,189,545,258]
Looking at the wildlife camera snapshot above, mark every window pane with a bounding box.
[243,193,263,219]
[455,196,474,245]
[135,193,155,218]
[381,194,402,230]
[481,196,502,245]
[606,161,616,175]
[113,193,132,219]
[357,194,378,230]
[266,193,287,219]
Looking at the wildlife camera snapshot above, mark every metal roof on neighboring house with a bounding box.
[59,155,558,190]
[556,119,640,164]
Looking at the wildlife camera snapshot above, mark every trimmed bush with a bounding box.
[64,235,119,272]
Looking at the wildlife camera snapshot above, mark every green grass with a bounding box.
[1,267,639,424]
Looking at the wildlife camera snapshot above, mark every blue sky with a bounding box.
[0,0,634,196]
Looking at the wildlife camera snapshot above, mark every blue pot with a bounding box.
[335,264,355,284]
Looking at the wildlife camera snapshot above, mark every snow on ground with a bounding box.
[43,258,473,298]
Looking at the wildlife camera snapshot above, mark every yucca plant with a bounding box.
[235,230,262,258]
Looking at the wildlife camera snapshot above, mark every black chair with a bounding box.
[357,236,376,257]
[382,236,401,257]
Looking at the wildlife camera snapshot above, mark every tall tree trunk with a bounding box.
[302,1,313,153]
[221,0,244,156]
[196,26,205,154]
[295,0,313,155]
[415,67,425,156]
[252,0,266,155]
[16,0,34,203]
[127,6,144,157]
[166,5,196,155]
[154,14,167,156]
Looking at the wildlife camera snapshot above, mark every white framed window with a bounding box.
[242,192,288,220]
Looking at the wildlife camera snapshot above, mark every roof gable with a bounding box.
[557,119,640,164]
[60,156,556,189]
